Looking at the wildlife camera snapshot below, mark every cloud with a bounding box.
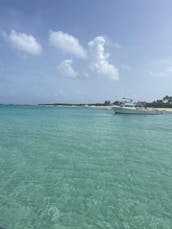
[102,36,123,49]
[88,36,119,80]
[106,39,123,49]
[3,30,42,56]
[49,31,87,59]
[57,59,79,78]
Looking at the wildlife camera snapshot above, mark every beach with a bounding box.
[40,104,172,113]
[153,107,172,112]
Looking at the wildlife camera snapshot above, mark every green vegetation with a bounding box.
[146,96,172,108]
[104,100,111,106]
[38,96,172,108]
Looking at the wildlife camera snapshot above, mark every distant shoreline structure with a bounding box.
[37,104,172,112]
[38,95,172,109]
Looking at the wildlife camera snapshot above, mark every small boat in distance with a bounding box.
[113,98,163,115]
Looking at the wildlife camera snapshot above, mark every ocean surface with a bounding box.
[0,105,172,229]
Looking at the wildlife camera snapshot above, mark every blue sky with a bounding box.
[1,0,172,104]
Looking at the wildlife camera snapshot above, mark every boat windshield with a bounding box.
[120,98,135,107]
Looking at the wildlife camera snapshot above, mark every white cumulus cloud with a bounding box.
[105,37,123,49]
[3,30,42,56]
[57,59,79,78]
[49,31,87,59]
[88,36,119,80]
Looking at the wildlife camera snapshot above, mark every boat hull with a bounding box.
[113,107,162,115]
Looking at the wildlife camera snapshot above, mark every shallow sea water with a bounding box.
[0,106,172,229]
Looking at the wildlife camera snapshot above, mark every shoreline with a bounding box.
[38,104,172,112]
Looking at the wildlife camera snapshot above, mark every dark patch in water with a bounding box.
[0,227,7,229]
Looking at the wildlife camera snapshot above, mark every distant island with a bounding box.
[39,95,172,108]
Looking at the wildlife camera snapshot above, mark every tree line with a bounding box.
[104,96,172,108]
[146,96,172,108]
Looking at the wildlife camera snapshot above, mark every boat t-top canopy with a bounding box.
[122,97,133,103]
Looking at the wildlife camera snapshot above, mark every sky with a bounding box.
[1,0,172,104]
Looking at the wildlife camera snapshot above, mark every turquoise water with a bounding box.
[0,106,172,229]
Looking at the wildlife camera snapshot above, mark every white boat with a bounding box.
[113,98,162,115]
